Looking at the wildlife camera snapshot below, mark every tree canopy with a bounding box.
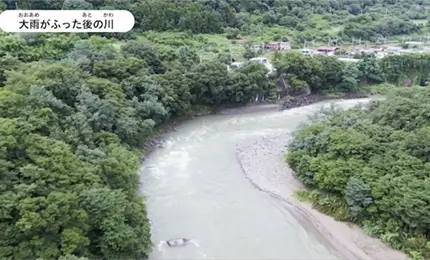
[0,18,276,260]
[4,0,430,42]
[1,0,430,259]
[286,88,430,260]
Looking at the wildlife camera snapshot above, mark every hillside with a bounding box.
[0,0,430,259]
[5,0,430,61]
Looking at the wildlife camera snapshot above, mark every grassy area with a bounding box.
[110,25,430,64]
[293,190,312,202]
[323,26,343,34]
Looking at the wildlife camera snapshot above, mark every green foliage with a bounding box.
[380,53,430,86]
[7,0,430,43]
[274,51,430,95]
[0,13,279,259]
[293,190,311,202]
[2,1,430,259]
[286,88,430,259]
[360,83,397,95]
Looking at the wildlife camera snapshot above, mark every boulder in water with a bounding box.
[166,238,189,247]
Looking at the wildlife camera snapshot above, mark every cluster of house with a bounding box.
[251,41,292,51]
[305,45,430,58]
[300,46,340,56]
[250,41,343,56]
[228,41,430,73]
[348,45,430,56]
[251,42,342,56]
[250,40,430,58]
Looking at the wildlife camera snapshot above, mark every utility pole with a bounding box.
[228,42,232,64]
[333,37,339,46]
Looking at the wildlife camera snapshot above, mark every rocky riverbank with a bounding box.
[280,92,369,110]
[235,133,409,260]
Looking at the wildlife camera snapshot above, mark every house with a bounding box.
[265,41,291,51]
[249,57,269,64]
[384,46,403,54]
[230,62,244,69]
[249,57,275,74]
[316,46,339,56]
[228,62,245,73]
[300,48,319,56]
[251,44,264,51]
[361,47,384,54]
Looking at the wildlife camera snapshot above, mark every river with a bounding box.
[139,99,373,260]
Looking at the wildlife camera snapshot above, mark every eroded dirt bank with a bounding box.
[236,133,409,260]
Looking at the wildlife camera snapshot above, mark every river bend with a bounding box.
[139,99,370,260]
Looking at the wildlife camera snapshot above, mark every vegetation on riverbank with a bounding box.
[286,87,430,260]
[0,32,273,260]
[2,0,430,259]
[274,51,430,109]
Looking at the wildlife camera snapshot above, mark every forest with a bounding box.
[0,32,275,259]
[0,6,277,259]
[286,87,430,260]
[1,0,430,259]
[3,0,430,43]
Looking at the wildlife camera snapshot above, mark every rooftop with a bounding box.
[267,41,290,44]
[317,46,339,51]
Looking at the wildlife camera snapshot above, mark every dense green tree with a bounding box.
[0,17,284,259]
[286,87,430,260]
[1,1,430,259]
[4,0,428,39]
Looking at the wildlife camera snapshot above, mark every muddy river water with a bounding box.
[139,99,383,260]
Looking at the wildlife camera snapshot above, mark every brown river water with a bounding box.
[139,98,408,260]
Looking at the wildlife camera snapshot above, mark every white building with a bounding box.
[265,41,291,51]
[230,62,244,69]
[300,48,319,56]
[249,57,275,74]
[316,46,340,56]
